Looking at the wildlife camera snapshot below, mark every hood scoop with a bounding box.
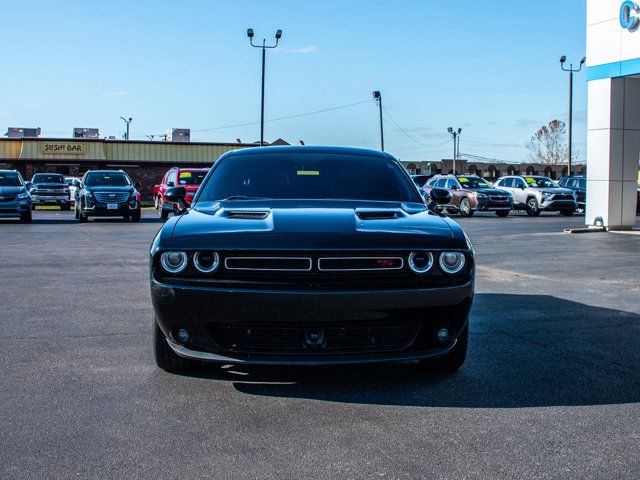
[355,209,403,220]
[225,210,271,220]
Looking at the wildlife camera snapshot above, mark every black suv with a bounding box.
[75,170,142,222]
[151,146,473,374]
[29,173,70,210]
[558,176,586,211]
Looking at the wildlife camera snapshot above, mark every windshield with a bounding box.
[198,153,421,203]
[0,172,23,187]
[84,172,132,187]
[457,176,493,189]
[578,179,586,189]
[32,173,65,184]
[524,177,557,188]
[178,170,208,186]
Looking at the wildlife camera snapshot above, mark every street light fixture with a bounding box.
[560,55,586,177]
[447,127,462,174]
[247,28,283,146]
[372,91,384,151]
[120,117,132,140]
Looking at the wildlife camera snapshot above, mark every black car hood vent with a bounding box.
[226,210,271,220]
[355,209,401,220]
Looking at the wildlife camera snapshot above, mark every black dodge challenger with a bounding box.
[150,146,474,373]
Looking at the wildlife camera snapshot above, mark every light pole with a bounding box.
[372,91,384,151]
[247,28,282,146]
[120,117,132,140]
[560,55,586,177]
[447,127,462,174]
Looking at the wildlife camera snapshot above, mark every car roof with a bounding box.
[85,170,128,174]
[0,169,18,173]
[225,145,395,160]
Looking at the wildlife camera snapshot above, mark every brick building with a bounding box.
[0,137,256,201]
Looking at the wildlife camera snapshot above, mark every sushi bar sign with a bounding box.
[41,142,85,155]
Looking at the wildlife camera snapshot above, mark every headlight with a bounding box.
[160,251,188,274]
[475,193,487,199]
[542,192,554,197]
[439,252,466,274]
[408,252,434,274]
[193,251,220,273]
[17,192,30,199]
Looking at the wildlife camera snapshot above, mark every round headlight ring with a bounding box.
[439,252,466,274]
[160,251,188,274]
[408,252,434,274]
[193,251,220,274]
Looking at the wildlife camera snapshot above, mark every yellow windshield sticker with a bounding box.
[297,170,319,176]
[179,172,192,178]
[458,177,469,182]
[525,177,536,184]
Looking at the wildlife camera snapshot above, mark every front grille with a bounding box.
[553,194,575,201]
[157,250,473,291]
[94,192,129,203]
[318,257,404,271]
[209,322,418,354]
[33,190,65,195]
[488,195,509,202]
[0,195,16,202]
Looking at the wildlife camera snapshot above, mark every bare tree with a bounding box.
[526,120,578,165]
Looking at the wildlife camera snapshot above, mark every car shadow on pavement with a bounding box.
[188,293,640,408]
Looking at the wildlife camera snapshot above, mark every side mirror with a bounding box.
[134,181,142,188]
[518,184,525,189]
[427,187,452,211]
[167,181,175,187]
[450,185,459,190]
[164,186,188,211]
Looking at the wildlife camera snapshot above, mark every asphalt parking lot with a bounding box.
[1,210,639,479]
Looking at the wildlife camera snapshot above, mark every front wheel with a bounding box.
[419,322,468,372]
[131,209,141,222]
[526,198,541,217]
[160,201,169,220]
[20,211,32,224]
[495,210,510,218]
[153,319,197,374]
[78,203,88,223]
[154,196,160,210]
[61,204,71,211]
[459,198,474,217]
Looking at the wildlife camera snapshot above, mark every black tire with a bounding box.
[75,205,80,220]
[131,209,141,222]
[419,322,468,372]
[154,196,160,210]
[31,204,36,211]
[160,202,169,220]
[459,198,474,217]
[495,210,510,218]
[153,320,197,374]
[78,203,88,223]
[560,209,575,216]
[61,204,71,211]
[20,211,32,224]
[526,197,541,217]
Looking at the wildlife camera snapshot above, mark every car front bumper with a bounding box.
[81,201,139,216]
[0,199,31,217]
[539,199,577,211]
[151,278,474,365]
[31,195,69,205]
[476,198,513,212]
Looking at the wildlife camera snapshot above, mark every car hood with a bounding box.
[32,182,66,188]
[0,186,25,195]
[85,186,135,193]
[469,188,510,196]
[164,200,466,250]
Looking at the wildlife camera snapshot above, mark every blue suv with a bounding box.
[0,170,32,223]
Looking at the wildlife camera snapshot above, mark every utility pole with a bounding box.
[247,28,282,146]
[120,117,132,140]
[560,55,586,177]
[372,91,384,151]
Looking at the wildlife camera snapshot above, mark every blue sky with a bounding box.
[0,0,587,163]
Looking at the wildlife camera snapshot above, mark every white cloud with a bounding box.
[287,45,319,54]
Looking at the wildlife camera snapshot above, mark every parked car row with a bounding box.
[414,174,582,217]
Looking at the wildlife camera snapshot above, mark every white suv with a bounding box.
[494,175,577,216]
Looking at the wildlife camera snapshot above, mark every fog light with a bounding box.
[175,328,190,344]
[437,328,450,343]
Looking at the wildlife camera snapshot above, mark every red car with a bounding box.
[153,167,209,219]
